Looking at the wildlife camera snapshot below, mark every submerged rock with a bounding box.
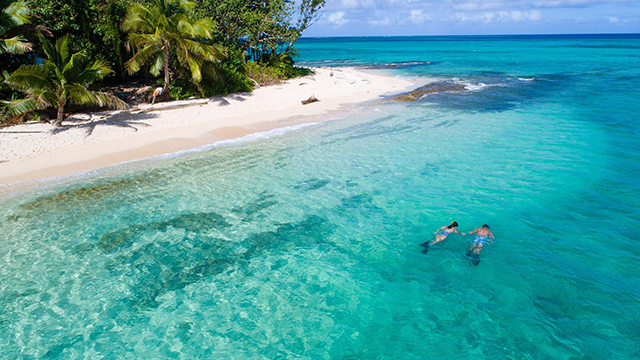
[389,81,466,102]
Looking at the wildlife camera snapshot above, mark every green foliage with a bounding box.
[123,0,224,95]
[245,49,312,86]
[2,0,322,124]
[169,55,252,99]
[168,78,200,100]
[1,0,31,54]
[197,0,325,62]
[27,0,130,79]
[213,60,253,94]
[3,34,127,125]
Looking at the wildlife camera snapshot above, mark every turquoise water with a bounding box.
[1,35,640,358]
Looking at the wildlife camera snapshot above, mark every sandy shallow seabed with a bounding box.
[0,67,418,189]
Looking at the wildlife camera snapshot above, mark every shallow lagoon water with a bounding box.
[1,35,640,359]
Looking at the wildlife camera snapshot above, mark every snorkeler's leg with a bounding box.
[430,235,446,246]
[473,243,484,255]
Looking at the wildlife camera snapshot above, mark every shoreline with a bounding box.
[0,67,419,191]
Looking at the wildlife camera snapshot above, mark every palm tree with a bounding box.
[0,0,30,55]
[123,0,224,96]
[3,34,127,126]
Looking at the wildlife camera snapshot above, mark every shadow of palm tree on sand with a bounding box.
[51,111,158,136]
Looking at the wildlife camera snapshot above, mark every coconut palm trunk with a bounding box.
[164,43,170,94]
[56,101,65,126]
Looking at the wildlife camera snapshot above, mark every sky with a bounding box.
[304,0,640,36]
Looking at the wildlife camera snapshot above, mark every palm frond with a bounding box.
[75,60,113,85]
[2,97,38,115]
[180,39,224,62]
[127,32,163,49]
[0,35,30,54]
[150,50,165,76]
[1,0,29,29]
[66,84,127,110]
[3,64,51,91]
[94,92,128,110]
[55,35,70,65]
[125,43,161,74]
[24,88,58,110]
[192,18,215,39]
[176,17,194,36]
[62,50,88,80]
[183,52,203,82]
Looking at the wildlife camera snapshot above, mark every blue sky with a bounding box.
[304,0,640,36]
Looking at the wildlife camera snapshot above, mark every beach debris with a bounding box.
[329,72,333,77]
[248,77,260,88]
[301,95,320,105]
[151,87,164,104]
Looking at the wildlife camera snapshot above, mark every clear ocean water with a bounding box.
[1,34,640,359]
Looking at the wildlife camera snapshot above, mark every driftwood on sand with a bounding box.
[301,95,320,105]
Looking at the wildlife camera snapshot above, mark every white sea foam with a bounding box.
[518,77,535,82]
[453,79,489,92]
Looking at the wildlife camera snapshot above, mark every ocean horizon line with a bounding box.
[300,32,640,39]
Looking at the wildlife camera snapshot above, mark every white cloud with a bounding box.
[456,10,542,22]
[533,0,637,7]
[500,10,542,21]
[328,12,349,26]
[605,16,620,23]
[452,1,512,11]
[368,17,393,26]
[340,0,375,9]
[368,11,394,26]
[409,9,431,24]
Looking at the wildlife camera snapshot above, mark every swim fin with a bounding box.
[465,251,480,265]
[420,241,430,254]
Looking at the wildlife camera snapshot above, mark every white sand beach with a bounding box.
[0,67,416,186]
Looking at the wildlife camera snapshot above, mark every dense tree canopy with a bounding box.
[1,0,326,123]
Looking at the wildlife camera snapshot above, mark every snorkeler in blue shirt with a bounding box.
[420,221,460,253]
[462,224,494,265]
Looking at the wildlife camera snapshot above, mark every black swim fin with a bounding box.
[420,242,430,254]
[465,251,480,265]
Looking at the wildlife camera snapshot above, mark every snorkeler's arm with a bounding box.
[452,228,461,234]
[434,226,446,234]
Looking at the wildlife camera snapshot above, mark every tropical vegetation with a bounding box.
[0,0,30,55]
[123,0,224,96]
[3,34,127,125]
[1,0,326,126]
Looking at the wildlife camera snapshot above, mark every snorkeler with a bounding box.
[462,224,494,265]
[420,221,460,253]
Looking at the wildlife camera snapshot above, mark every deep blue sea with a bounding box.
[1,34,639,359]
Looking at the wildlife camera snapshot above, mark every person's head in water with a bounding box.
[448,221,459,228]
[482,224,490,229]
